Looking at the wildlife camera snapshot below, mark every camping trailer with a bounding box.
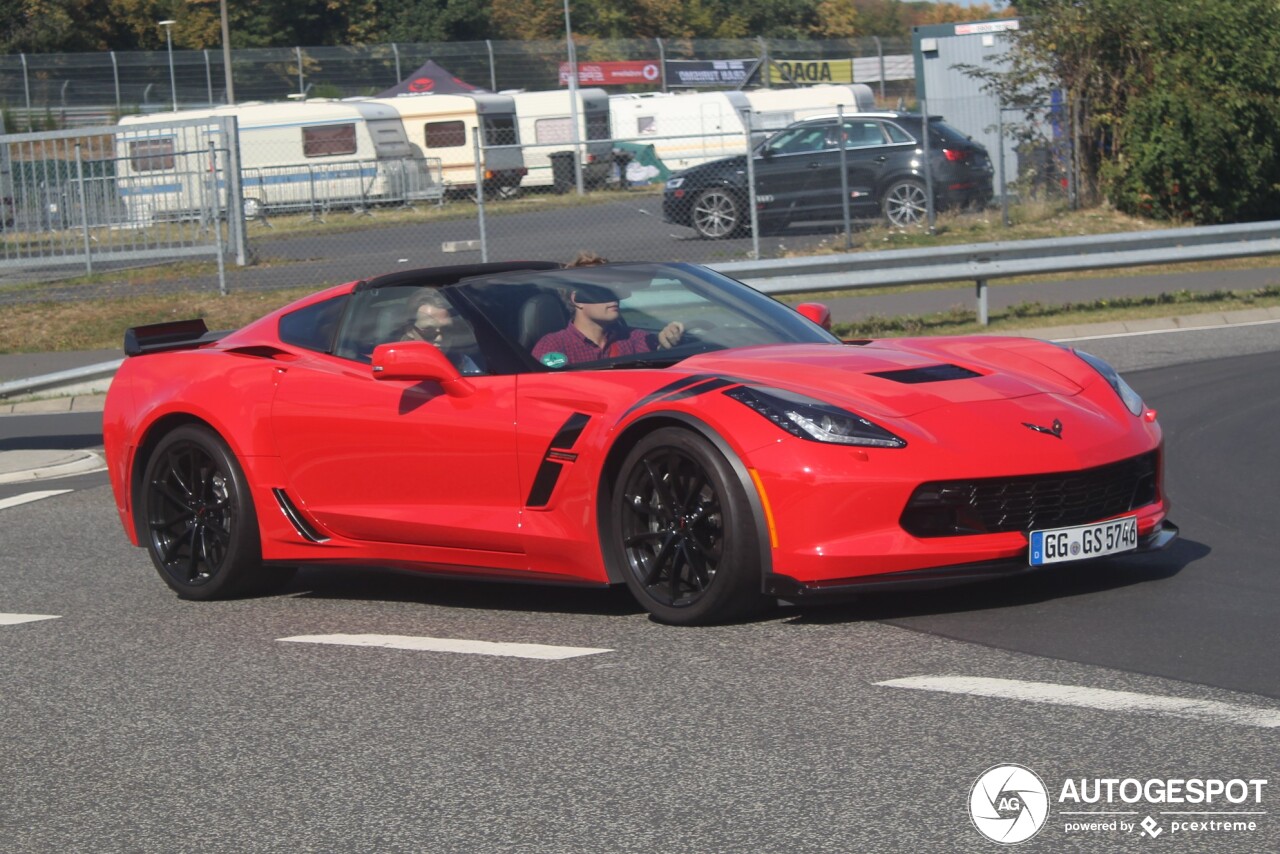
[116,100,417,221]
[509,89,612,190]
[367,93,526,195]
[609,85,878,172]
[609,91,749,173]
[741,84,877,132]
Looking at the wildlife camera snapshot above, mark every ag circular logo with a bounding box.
[969,764,1049,845]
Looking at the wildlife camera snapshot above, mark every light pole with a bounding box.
[562,0,584,194]
[219,0,235,104]
[159,19,177,111]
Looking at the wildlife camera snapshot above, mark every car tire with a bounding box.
[881,179,929,227]
[141,425,289,600]
[612,427,764,625]
[691,187,744,239]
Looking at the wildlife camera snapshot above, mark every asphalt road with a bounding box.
[2,322,1279,852]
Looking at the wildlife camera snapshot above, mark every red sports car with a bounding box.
[103,261,1176,625]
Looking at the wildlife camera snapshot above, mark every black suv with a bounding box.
[662,112,993,238]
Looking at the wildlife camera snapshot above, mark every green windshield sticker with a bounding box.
[541,352,569,369]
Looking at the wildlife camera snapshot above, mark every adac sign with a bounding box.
[768,59,854,85]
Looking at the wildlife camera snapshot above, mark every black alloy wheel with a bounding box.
[142,425,285,599]
[614,428,762,625]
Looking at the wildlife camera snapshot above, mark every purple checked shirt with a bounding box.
[532,323,657,365]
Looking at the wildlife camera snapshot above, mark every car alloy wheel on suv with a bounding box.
[691,188,745,238]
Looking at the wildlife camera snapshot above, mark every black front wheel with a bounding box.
[612,428,764,625]
[141,425,289,599]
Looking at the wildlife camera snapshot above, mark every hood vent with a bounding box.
[869,364,982,384]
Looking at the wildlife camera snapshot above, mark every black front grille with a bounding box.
[902,451,1159,537]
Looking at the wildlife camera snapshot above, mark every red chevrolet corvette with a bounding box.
[103,261,1176,625]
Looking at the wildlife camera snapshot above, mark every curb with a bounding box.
[0,449,107,485]
[1,393,108,416]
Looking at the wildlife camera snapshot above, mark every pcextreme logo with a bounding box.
[968,764,1269,844]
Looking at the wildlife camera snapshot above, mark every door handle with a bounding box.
[876,156,888,162]
[807,162,822,169]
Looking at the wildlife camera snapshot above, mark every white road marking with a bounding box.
[1057,316,1280,342]
[278,633,612,660]
[0,490,72,510]
[876,676,1280,729]
[0,613,60,625]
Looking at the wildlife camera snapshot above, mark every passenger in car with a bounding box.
[531,281,684,366]
[397,288,485,375]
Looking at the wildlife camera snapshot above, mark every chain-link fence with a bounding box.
[917,93,1074,223]
[0,118,241,294]
[0,37,914,128]
[0,87,1027,306]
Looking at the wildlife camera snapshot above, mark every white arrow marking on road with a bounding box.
[876,676,1280,729]
[0,490,72,510]
[0,613,61,625]
[279,633,612,660]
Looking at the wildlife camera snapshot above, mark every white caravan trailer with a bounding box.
[609,85,878,171]
[509,88,613,190]
[367,93,526,195]
[609,91,747,173]
[741,84,876,133]
[116,100,416,220]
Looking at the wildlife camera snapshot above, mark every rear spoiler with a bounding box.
[123,318,228,356]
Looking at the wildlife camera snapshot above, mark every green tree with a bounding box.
[987,0,1280,223]
[378,0,491,43]
[2,0,114,52]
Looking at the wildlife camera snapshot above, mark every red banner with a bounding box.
[558,61,662,86]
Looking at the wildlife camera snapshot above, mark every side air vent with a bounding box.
[869,364,982,384]
[272,489,330,543]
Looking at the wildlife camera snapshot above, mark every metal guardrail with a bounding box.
[709,221,1280,324]
[0,359,122,400]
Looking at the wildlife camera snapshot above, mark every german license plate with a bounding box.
[1029,516,1138,566]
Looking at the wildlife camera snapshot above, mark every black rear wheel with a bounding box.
[613,428,763,625]
[141,425,290,599]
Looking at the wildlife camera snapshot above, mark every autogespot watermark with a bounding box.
[969,764,1051,844]
[968,765,1269,844]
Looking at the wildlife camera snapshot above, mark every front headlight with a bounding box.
[665,176,685,190]
[725,386,906,448]
[1075,349,1144,416]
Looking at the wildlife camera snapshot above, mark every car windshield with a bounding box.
[453,261,840,372]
